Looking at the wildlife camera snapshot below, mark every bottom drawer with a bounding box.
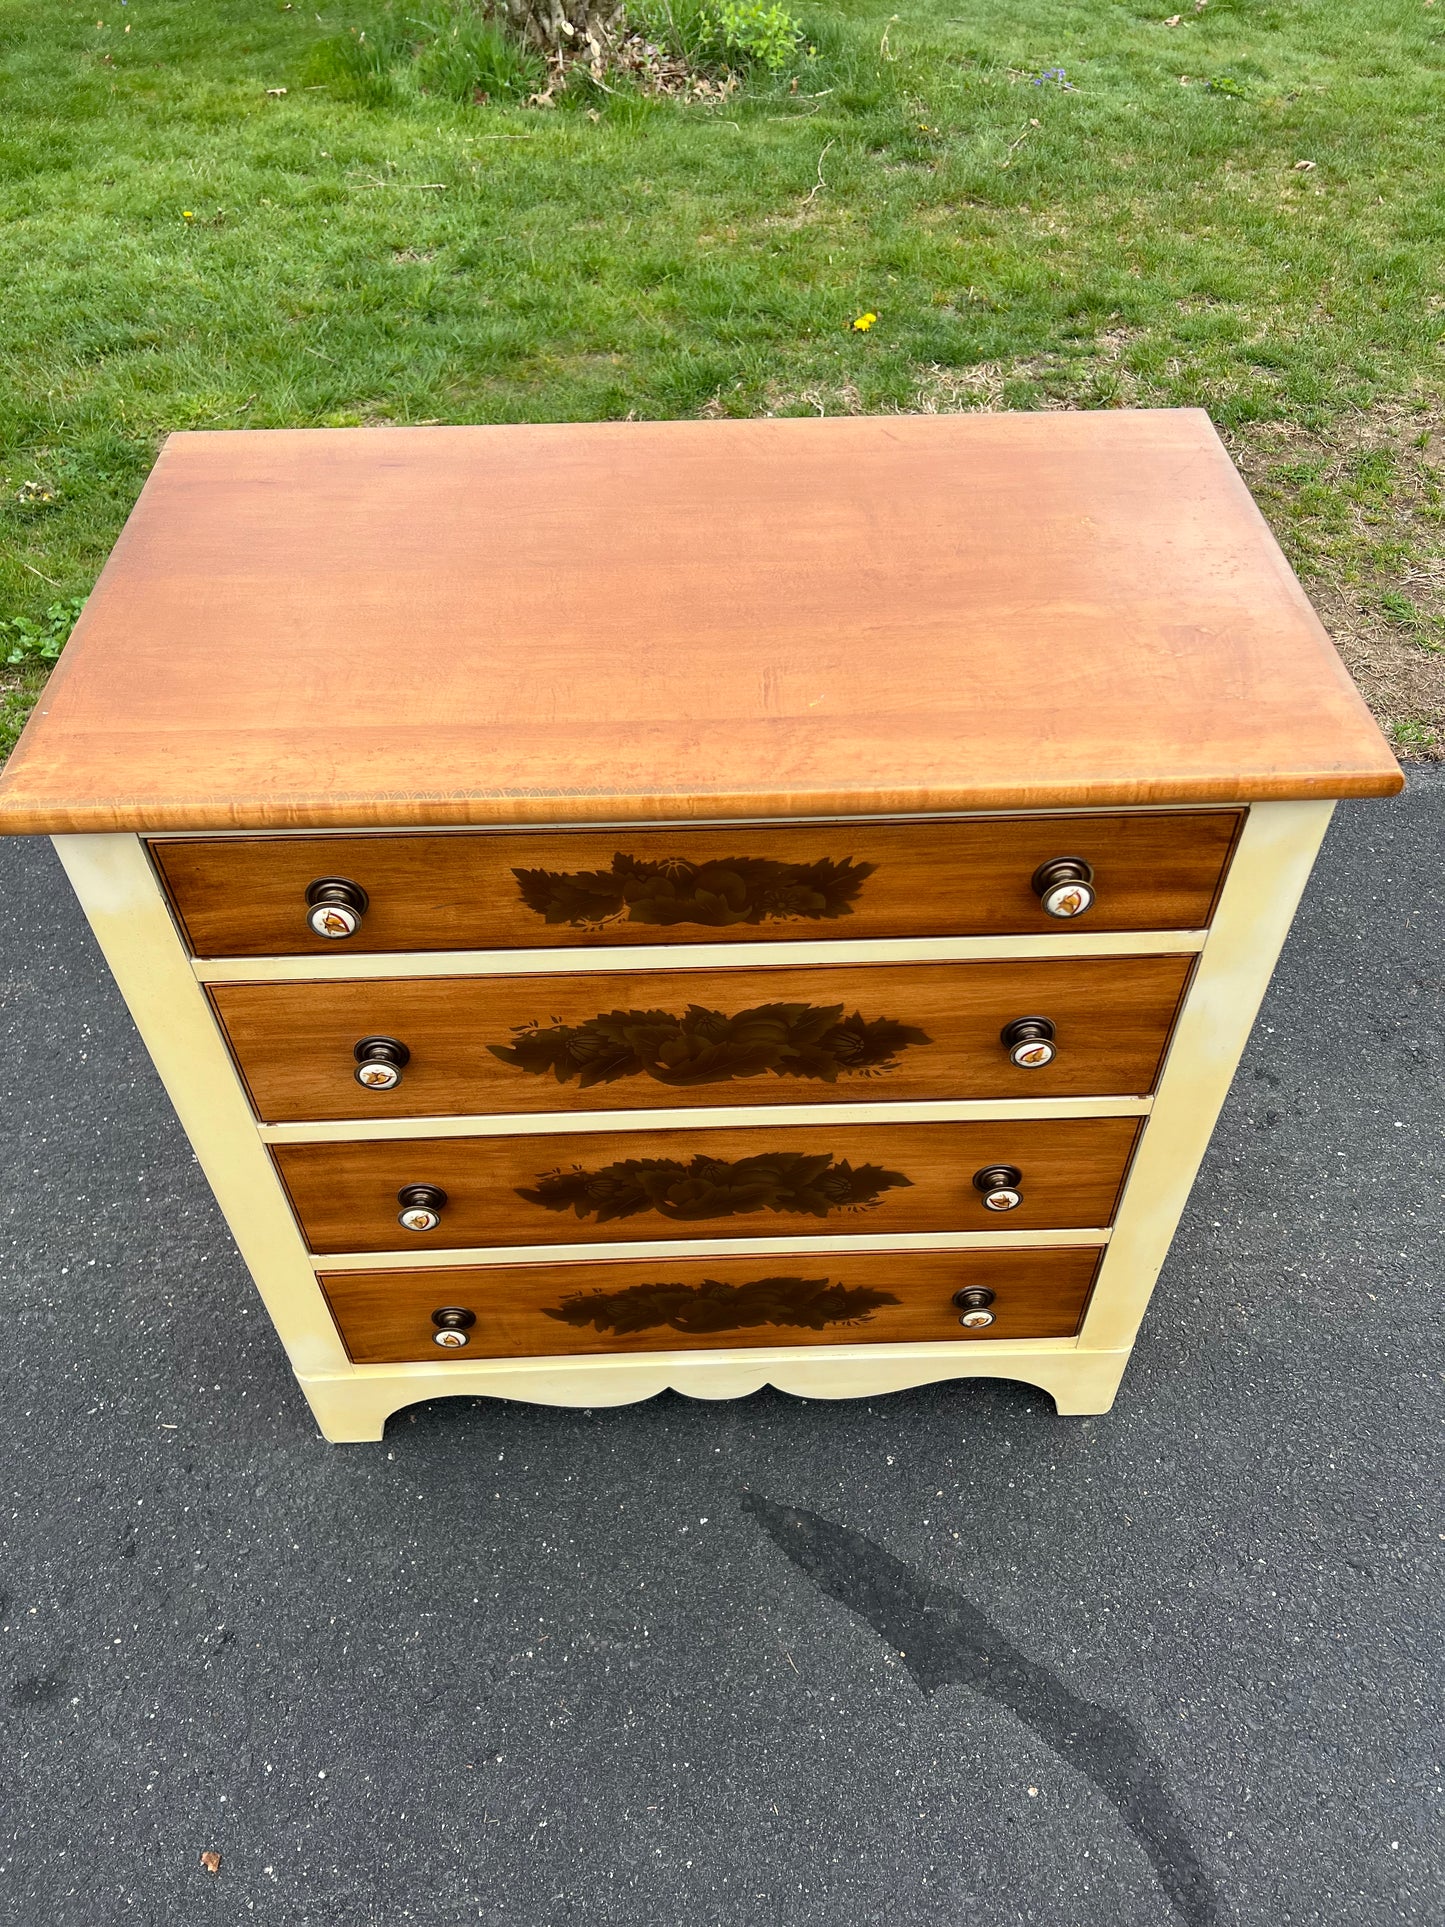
[319,1246,1102,1364]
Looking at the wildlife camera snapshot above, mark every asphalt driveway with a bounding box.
[1,776,1440,1927]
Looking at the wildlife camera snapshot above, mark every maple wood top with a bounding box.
[0,412,1400,833]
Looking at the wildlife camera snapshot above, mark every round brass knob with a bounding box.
[398,1184,448,1233]
[1032,857,1095,920]
[953,1286,996,1329]
[353,1036,410,1091]
[306,877,369,940]
[1001,1016,1056,1069]
[431,1305,475,1349]
[973,1165,1023,1212]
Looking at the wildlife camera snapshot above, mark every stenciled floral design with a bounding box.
[543,1274,900,1336]
[518,1151,912,1224]
[488,1001,931,1089]
[511,851,875,929]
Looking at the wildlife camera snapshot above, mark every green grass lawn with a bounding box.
[2,0,1442,756]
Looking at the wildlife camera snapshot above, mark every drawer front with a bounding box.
[212,955,1193,1123]
[277,1116,1142,1254]
[153,813,1241,957]
[320,1246,1103,1363]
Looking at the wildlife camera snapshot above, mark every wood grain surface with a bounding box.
[319,1245,1103,1362]
[274,1114,1141,1252]
[211,954,1193,1123]
[0,413,1399,835]
[152,811,1240,957]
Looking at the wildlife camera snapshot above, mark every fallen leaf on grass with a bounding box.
[1293,159,1317,170]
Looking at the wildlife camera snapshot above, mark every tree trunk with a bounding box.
[499,0,627,67]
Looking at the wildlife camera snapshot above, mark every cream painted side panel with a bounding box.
[1078,799,1335,1351]
[52,833,353,1378]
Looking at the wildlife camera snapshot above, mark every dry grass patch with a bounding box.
[913,329,1148,412]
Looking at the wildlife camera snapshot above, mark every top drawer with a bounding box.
[151,813,1241,958]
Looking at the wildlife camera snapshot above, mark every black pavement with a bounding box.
[1,777,1440,1927]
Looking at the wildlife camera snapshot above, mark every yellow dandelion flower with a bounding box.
[851,312,878,332]
[183,210,194,219]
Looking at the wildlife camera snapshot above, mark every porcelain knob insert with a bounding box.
[431,1306,476,1349]
[973,1165,1023,1212]
[1032,857,1095,920]
[1001,1016,1056,1069]
[954,1286,997,1329]
[306,876,369,940]
[398,1184,448,1233]
[353,1036,410,1091]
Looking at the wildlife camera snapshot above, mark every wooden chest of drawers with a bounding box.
[0,413,1400,1441]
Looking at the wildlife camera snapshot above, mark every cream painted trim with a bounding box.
[313,1225,1110,1271]
[194,929,1206,982]
[1078,798,1335,1351]
[295,1341,1132,1442]
[257,1092,1153,1146]
[52,833,354,1378]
